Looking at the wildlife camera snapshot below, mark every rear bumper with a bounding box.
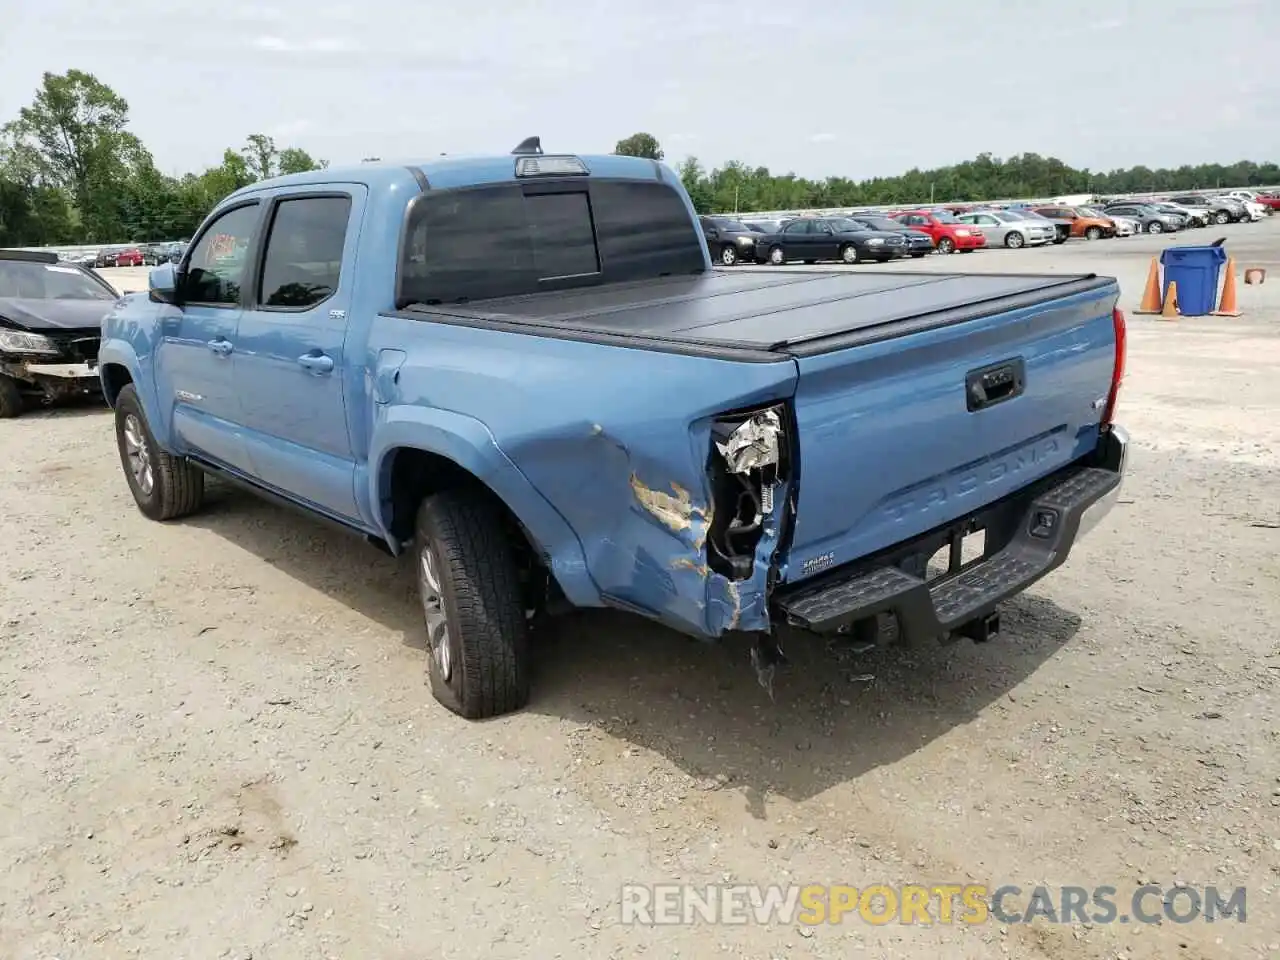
[774,425,1128,640]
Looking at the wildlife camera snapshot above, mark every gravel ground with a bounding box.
[3,222,1278,959]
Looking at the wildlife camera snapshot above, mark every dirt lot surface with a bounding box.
[4,222,1279,959]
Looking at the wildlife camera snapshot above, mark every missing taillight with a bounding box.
[1102,306,1127,427]
[706,407,788,580]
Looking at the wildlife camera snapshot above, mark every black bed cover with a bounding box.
[407,269,1116,358]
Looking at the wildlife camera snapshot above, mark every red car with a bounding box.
[893,210,987,254]
[113,247,144,267]
[1256,194,1280,211]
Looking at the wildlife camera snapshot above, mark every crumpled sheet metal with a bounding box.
[715,409,782,474]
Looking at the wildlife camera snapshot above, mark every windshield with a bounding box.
[714,219,750,232]
[0,259,115,301]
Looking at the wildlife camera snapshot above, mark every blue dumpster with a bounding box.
[1160,245,1228,317]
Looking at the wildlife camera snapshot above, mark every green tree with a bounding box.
[614,132,664,161]
[241,133,279,181]
[278,147,324,175]
[2,69,149,241]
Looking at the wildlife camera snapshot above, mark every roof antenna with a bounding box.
[511,136,543,156]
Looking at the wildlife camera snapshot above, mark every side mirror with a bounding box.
[149,263,180,305]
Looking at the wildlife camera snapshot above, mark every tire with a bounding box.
[936,237,956,254]
[1147,221,1163,234]
[1085,226,1102,240]
[719,245,738,266]
[0,375,23,419]
[839,244,860,264]
[1053,231,1067,245]
[803,259,816,265]
[910,252,927,258]
[114,383,205,521]
[768,246,785,265]
[1003,231,1025,249]
[1214,211,1229,225]
[413,490,531,719]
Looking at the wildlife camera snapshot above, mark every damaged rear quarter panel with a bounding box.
[374,316,798,638]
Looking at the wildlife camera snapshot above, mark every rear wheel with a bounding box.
[719,244,738,266]
[1214,210,1230,225]
[114,384,205,521]
[0,376,23,419]
[1084,226,1102,240]
[1003,231,1025,249]
[840,244,860,264]
[768,246,786,265]
[936,237,956,254]
[414,490,531,719]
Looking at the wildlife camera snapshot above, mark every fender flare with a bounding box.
[368,405,600,608]
[97,340,167,435]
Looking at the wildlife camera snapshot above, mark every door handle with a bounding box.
[297,353,334,375]
[207,338,233,356]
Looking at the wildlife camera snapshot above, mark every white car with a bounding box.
[1213,194,1266,221]
[1109,216,1138,237]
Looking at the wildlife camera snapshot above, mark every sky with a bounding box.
[2,0,1277,181]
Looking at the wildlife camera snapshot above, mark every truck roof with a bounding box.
[226,153,670,201]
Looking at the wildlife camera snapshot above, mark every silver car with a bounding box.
[956,209,1055,249]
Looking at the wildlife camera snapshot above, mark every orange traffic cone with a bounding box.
[1160,281,1179,320]
[1133,257,1162,314]
[1213,257,1242,316]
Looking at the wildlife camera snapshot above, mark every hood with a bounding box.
[0,296,116,331]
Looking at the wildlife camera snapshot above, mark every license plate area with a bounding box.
[926,523,987,581]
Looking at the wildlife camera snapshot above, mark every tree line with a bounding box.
[3,81,1277,248]
[613,132,1279,215]
[0,70,325,247]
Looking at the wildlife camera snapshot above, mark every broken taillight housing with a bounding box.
[705,405,790,580]
[1102,306,1126,428]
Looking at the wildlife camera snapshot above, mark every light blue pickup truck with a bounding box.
[99,138,1129,719]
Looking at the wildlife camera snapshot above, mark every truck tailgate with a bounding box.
[779,280,1120,585]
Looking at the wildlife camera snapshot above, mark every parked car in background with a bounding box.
[1167,195,1240,224]
[1101,202,1184,234]
[1089,211,1137,236]
[845,214,933,257]
[1253,193,1280,211]
[753,217,908,264]
[0,249,118,417]
[113,247,144,267]
[1224,190,1274,215]
[1006,207,1070,244]
[1204,195,1252,221]
[1030,205,1117,240]
[892,210,986,254]
[699,216,760,266]
[1149,202,1207,228]
[955,209,1054,249]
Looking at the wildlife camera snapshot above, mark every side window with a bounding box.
[259,195,352,309]
[783,220,810,234]
[815,221,834,234]
[184,204,259,306]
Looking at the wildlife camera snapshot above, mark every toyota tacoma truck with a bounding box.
[98,138,1130,719]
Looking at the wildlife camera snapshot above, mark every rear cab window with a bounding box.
[398,179,704,307]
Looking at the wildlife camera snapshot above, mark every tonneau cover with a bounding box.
[423,269,1111,354]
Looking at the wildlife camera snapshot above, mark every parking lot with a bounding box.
[3,219,1279,959]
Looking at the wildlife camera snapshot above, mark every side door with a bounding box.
[232,188,365,522]
[811,220,838,259]
[153,200,263,474]
[903,214,934,243]
[781,219,812,258]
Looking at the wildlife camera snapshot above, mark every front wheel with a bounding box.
[114,384,205,521]
[1003,231,1025,249]
[414,490,531,719]
[936,237,956,254]
[1147,221,1163,234]
[1214,211,1230,225]
[1085,226,1102,240]
[0,376,23,419]
[768,245,786,265]
[840,244,860,264]
[910,252,927,258]
[718,244,738,266]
